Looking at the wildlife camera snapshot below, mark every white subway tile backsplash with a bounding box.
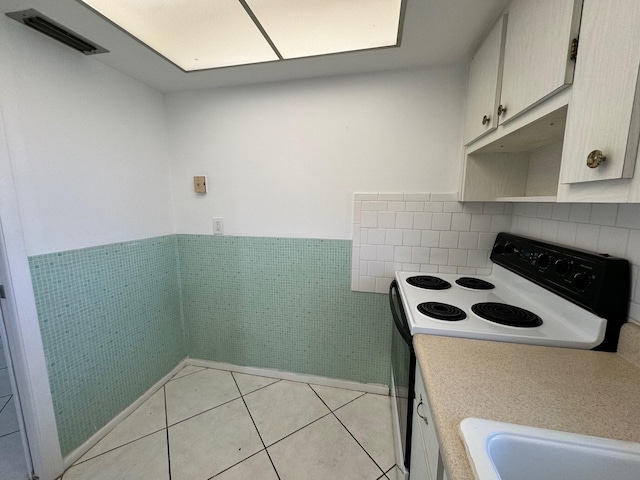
[359,276,375,292]
[430,193,458,202]
[569,203,592,223]
[411,247,431,264]
[368,229,385,245]
[459,231,480,249]
[360,228,369,245]
[368,261,385,277]
[438,266,458,274]
[483,203,506,214]
[470,214,491,232]
[403,230,422,247]
[377,245,395,262]
[616,204,640,228]
[575,223,600,251]
[387,201,406,212]
[396,212,414,229]
[432,213,452,231]
[402,263,421,272]
[462,203,485,214]
[385,262,402,276]
[439,231,459,248]
[360,245,377,261]
[590,204,618,226]
[404,193,431,201]
[378,193,404,201]
[448,249,468,266]
[458,267,478,275]
[413,212,433,230]
[362,201,388,211]
[490,215,512,233]
[536,203,553,219]
[540,219,559,242]
[528,217,543,237]
[421,230,440,247]
[353,201,362,224]
[424,202,445,213]
[597,226,629,257]
[420,264,439,273]
[551,203,571,221]
[394,246,412,263]
[478,232,497,250]
[361,211,377,228]
[375,277,393,294]
[444,202,464,213]
[430,248,449,265]
[468,250,490,268]
[627,230,640,266]
[451,213,472,231]
[406,201,425,212]
[352,227,361,246]
[556,221,578,245]
[385,229,403,246]
[378,211,396,228]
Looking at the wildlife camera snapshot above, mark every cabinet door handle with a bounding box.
[497,104,507,117]
[586,150,606,168]
[482,115,490,125]
[416,400,429,425]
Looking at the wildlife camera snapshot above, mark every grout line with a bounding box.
[331,394,388,475]
[0,428,20,439]
[0,394,12,414]
[70,428,166,466]
[207,449,265,479]
[264,410,333,449]
[167,367,207,383]
[230,373,281,480]
[164,386,172,480]
[166,395,242,428]
[231,372,281,397]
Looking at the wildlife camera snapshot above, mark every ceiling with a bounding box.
[1,0,509,93]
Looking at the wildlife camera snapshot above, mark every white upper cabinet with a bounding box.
[463,14,507,145]
[498,0,582,124]
[560,0,640,184]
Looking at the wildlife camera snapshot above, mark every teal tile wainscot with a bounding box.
[28,235,391,456]
[177,236,390,383]
[29,236,185,456]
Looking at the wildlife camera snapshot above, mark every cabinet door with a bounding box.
[499,0,582,124]
[413,366,440,480]
[560,0,640,184]
[463,14,508,145]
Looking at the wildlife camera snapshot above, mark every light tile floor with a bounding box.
[61,366,399,480]
[0,344,29,480]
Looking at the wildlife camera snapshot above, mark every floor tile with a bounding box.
[244,380,330,446]
[386,465,400,480]
[78,388,166,462]
[268,414,382,480]
[232,372,279,395]
[212,451,278,480]
[0,397,19,437]
[0,368,12,397]
[310,384,365,411]
[165,368,240,425]
[63,431,169,480]
[335,393,395,472]
[169,398,263,480]
[170,365,205,381]
[0,348,6,369]
[0,431,28,480]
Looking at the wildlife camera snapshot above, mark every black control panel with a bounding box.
[491,232,630,351]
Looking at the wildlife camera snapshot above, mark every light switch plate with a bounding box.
[213,217,224,235]
[193,175,207,193]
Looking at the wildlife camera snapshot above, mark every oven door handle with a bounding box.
[389,280,413,345]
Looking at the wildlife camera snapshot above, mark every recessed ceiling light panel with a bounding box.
[246,0,403,59]
[79,0,404,71]
[79,0,279,70]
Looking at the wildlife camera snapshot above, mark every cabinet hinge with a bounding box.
[570,37,579,61]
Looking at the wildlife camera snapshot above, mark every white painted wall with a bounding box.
[0,17,174,256]
[166,65,467,239]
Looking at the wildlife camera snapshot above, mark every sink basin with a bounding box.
[459,418,640,480]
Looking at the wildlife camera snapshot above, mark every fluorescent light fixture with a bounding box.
[246,0,402,59]
[79,0,404,72]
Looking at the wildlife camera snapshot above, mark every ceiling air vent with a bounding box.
[6,9,108,55]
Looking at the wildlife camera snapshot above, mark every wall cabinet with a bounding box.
[560,0,640,185]
[411,364,446,480]
[463,15,507,145]
[499,0,582,124]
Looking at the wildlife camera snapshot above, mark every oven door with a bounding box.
[389,280,416,480]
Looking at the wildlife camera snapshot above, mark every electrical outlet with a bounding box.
[193,175,207,193]
[213,217,224,235]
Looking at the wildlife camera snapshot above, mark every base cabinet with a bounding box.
[410,364,446,480]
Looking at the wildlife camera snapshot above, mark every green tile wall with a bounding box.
[177,235,391,385]
[29,234,391,457]
[29,236,185,456]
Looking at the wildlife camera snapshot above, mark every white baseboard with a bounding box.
[62,359,187,468]
[63,358,388,469]
[187,358,390,396]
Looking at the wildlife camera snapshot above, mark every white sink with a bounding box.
[459,418,640,480]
